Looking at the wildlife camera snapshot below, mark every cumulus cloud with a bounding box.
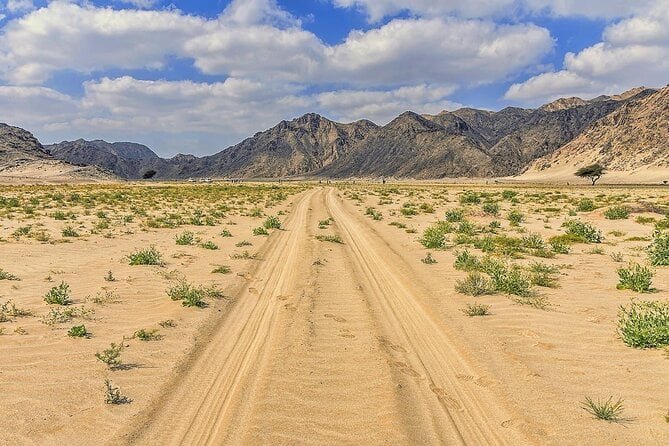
[505,1,669,103]
[6,0,35,13]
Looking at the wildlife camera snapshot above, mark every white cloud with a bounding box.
[6,0,34,13]
[505,1,669,103]
[117,0,159,9]
[332,0,657,21]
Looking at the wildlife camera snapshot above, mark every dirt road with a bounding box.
[117,187,532,445]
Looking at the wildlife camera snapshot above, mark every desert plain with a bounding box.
[1,181,668,445]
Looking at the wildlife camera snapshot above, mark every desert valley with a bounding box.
[1,1,668,445]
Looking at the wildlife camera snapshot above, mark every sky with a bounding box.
[0,0,667,156]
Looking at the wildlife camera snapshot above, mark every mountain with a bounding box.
[0,124,115,182]
[524,86,669,182]
[31,85,664,181]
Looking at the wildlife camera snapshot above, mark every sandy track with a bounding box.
[324,188,531,445]
[117,187,530,445]
[117,189,319,445]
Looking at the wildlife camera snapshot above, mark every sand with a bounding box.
[1,182,668,445]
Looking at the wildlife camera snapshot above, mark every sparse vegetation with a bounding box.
[44,282,72,305]
[618,300,669,348]
[104,379,131,404]
[617,263,654,293]
[582,396,625,422]
[461,302,490,317]
[128,246,164,266]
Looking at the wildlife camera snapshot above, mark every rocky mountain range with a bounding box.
[2,85,666,181]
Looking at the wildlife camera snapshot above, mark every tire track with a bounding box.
[117,188,318,445]
[325,188,531,446]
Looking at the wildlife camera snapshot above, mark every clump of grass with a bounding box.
[263,215,281,229]
[618,300,669,348]
[562,219,602,243]
[501,190,517,200]
[0,300,32,322]
[61,226,79,237]
[220,229,232,237]
[459,191,480,205]
[454,250,480,272]
[175,231,196,245]
[128,246,164,266]
[604,206,631,220]
[461,302,490,317]
[511,294,551,310]
[421,253,437,264]
[44,282,72,305]
[420,222,450,249]
[68,325,89,338]
[582,397,625,422]
[482,202,500,216]
[487,265,534,297]
[134,328,162,341]
[316,234,343,244]
[617,263,654,293]
[648,231,669,266]
[167,281,206,307]
[212,265,231,274]
[445,209,465,222]
[95,342,123,369]
[104,379,131,405]
[0,269,20,281]
[576,198,596,212]
[455,272,494,296]
[200,241,219,250]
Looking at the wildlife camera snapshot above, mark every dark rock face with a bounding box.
[16,86,659,180]
[0,123,51,163]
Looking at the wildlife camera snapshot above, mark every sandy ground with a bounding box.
[1,182,668,445]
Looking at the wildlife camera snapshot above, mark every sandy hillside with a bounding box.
[1,182,668,445]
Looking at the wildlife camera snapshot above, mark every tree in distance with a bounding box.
[575,163,605,185]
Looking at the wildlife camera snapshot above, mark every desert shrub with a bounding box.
[128,246,164,266]
[95,342,123,368]
[236,240,252,247]
[618,300,669,348]
[263,215,281,229]
[419,203,434,213]
[220,229,232,237]
[61,226,79,237]
[444,208,465,222]
[316,234,343,244]
[104,379,131,404]
[253,226,269,236]
[460,191,481,205]
[167,281,206,308]
[501,190,517,200]
[507,210,524,226]
[420,222,451,249]
[604,206,631,220]
[68,325,88,338]
[482,202,500,216]
[562,219,602,243]
[400,203,417,216]
[486,265,533,297]
[461,302,491,317]
[0,269,20,281]
[648,231,669,266]
[134,328,162,341]
[159,319,177,328]
[617,263,653,293]
[456,220,477,236]
[200,241,219,250]
[521,233,545,250]
[421,253,437,264]
[41,306,94,325]
[610,252,624,262]
[212,265,231,274]
[454,250,480,271]
[576,198,596,212]
[635,216,656,225]
[455,272,493,296]
[582,397,625,422]
[175,231,195,245]
[44,282,72,305]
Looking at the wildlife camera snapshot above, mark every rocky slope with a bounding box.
[0,123,51,164]
[527,86,669,178]
[13,85,664,181]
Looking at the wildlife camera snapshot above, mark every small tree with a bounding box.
[575,164,605,185]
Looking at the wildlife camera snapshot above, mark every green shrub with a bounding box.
[617,263,653,293]
[68,325,88,338]
[253,226,269,236]
[648,231,669,266]
[212,265,231,274]
[420,224,448,249]
[444,209,465,222]
[134,328,162,341]
[455,273,493,296]
[104,379,131,404]
[482,202,500,216]
[263,215,281,229]
[576,198,596,212]
[507,210,524,226]
[128,246,164,266]
[316,234,343,244]
[461,302,491,317]
[220,229,232,237]
[95,342,123,368]
[562,219,602,243]
[604,206,630,220]
[200,241,219,250]
[175,231,195,245]
[618,300,669,348]
[459,191,480,205]
[501,190,517,200]
[44,282,72,305]
[61,226,79,237]
[454,250,480,271]
[0,269,20,281]
[167,281,206,307]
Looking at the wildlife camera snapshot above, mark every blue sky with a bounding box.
[0,0,666,156]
